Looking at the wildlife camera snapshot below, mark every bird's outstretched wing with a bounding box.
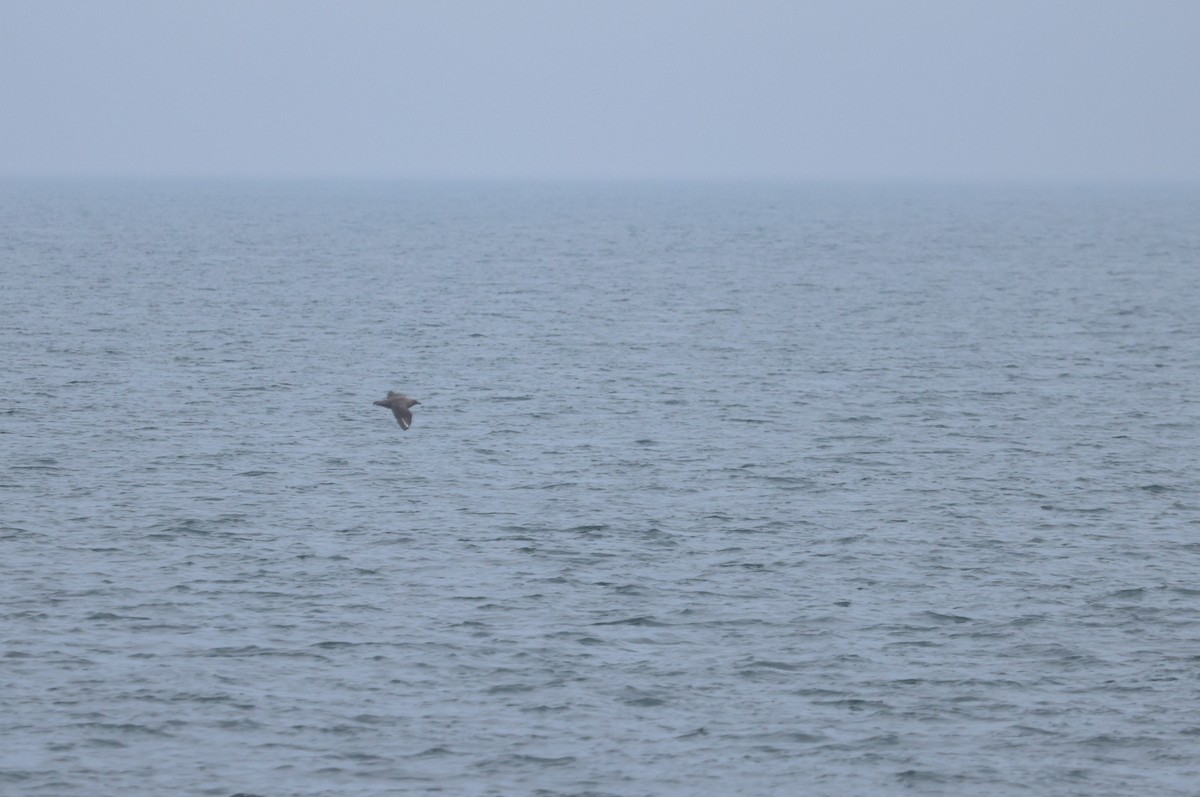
[392,405,413,429]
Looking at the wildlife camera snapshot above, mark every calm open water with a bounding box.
[2,180,1199,796]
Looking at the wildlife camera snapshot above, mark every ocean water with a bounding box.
[2,179,1198,796]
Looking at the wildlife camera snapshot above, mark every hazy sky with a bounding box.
[2,1,1198,181]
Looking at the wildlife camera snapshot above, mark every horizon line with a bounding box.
[3,172,1199,187]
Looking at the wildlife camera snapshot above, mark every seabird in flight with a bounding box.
[374,391,420,430]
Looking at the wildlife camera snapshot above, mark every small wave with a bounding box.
[476,754,576,768]
[410,746,454,757]
[1039,504,1109,514]
[922,611,973,624]
[592,615,665,626]
[742,659,803,671]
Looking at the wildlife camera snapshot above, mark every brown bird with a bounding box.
[374,391,420,430]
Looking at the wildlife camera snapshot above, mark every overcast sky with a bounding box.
[2,1,1198,181]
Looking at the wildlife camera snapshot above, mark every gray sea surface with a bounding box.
[2,180,1199,796]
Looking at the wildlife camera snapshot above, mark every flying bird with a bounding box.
[374,391,420,430]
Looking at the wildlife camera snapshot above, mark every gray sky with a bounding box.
[2,0,1198,181]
